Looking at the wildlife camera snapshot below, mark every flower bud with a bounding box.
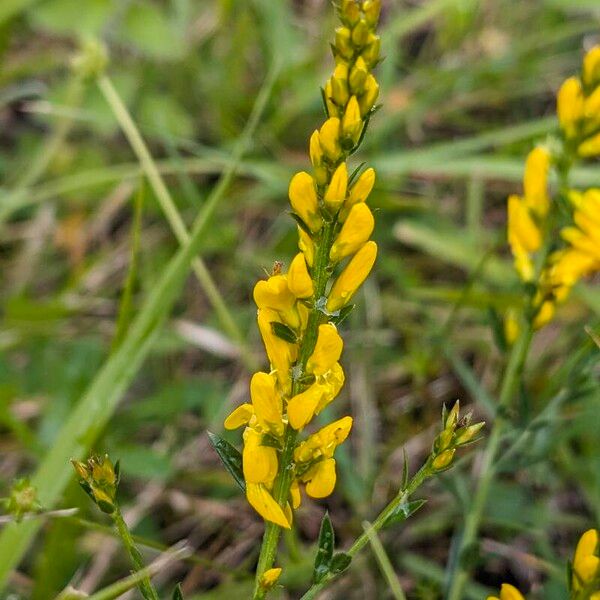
[342,95,363,145]
[330,62,350,106]
[287,253,314,298]
[324,162,349,211]
[319,118,342,161]
[454,422,485,446]
[260,567,283,591]
[557,77,584,139]
[349,56,369,94]
[297,226,315,267]
[347,167,376,207]
[330,203,374,262]
[289,171,323,232]
[335,27,354,59]
[432,449,455,471]
[358,73,379,116]
[352,18,370,46]
[362,0,381,27]
[361,34,381,66]
[578,131,600,157]
[583,45,600,88]
[340,0,361,26]
[72,455,119,514]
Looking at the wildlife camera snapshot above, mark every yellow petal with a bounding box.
[330,203,375,262]
[557,77,584,138]
[578,131,600,157]
[307,324,343,376]
[310,129,323,166]
[324,162,348,211]
[574,529,599,573]
[246,483,291,529]
[347,167,375,208]
[358,73,379,116]
[250,372,283,434]
[533,300,555,330]
[298,226,315,268]
[224,403,254,430]
[583,45,600,87]
[290,479,301,509]
[507,195,542,254]
[327,240,378,312]
[287,253,314,298]
[242,428,278,484]
[304,458,337,498]
[342,95,363,143]
[523,146,550,217]
[257,308,297,390]
[319,117,342,161]
[260,567,282,589]
[287,383,325,430]
[499,583,525,600]
[253,275,295,313]
[289,171,322,232]
[315,362,345,414]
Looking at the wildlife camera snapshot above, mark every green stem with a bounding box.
[445,321,534,600]
[97,74,257,372]
[299,462,431,600]
[252,221,337,599]
[112,506,159,600]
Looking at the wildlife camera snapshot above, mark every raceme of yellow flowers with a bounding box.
[506,46,600,340]
[487,528,600,600]
[224,0,381,529]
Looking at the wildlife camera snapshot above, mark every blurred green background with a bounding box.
[0,0,599,598]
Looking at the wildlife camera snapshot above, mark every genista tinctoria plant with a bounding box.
[209,2,484,598]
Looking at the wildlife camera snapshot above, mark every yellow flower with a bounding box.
[289,171,322,232]
[287,253,314,298]
[254,275,300,329]
[250,372,283,436]
[507,195,541,282]
[330,62,349,107]
[307,324,343,376]
[319,117,342,161]
[583,45,600,88]
[297,226,315,267]
[246,483,290,529]
[260,567,283,590]
[523,147,550,217]
[347,167,375,208]
[302,457,337,498]
[342,95,363,144]
[358,73,379,116]
[324,162,349,211]
[287,383,327,430]
[309,130,328,186]
[579,131,600,157]
[487,583,525,600]
[572,528,600,591]
[327,240,378,312]
[257,308,297,390]
[349,56,368,94]
[294,416,353,463]
[289,479,301,509]
[243,428,278,485]
[224,403,254,430]
[557,76,584,139]
[533,300,555,330]
[330,203,375,262]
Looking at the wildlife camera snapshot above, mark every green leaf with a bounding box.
[270,321,297,344]
[383,499,427,529]
[172,583,184,600]
[313,512,335,583]
[289,212,313,236]
[348,162,366,188]
[331,304,355,326]
[330,552,352,574]
[207,432,246,493]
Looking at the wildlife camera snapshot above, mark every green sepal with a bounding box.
[330,304,354,326]
[261,433,283,451]
[382,499,426,529]
[313,512,335,583]
[270,321,298,344]
[207,431,246,492]
[96,499,115,515]
[348,162,366,187]
[289,211,313,236]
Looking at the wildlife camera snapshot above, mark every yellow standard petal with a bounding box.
[242,428,278,485]
[347,167,375,208]
[324,162,349,212]
[307,323,343,376]
[330,203,375,262]
[319,117,342,161]
[250,372,283,435]
[289,479,302,509]
[295,416,354,463]
[289,171,322,232]
[342,95,363,144]
[254,275,296,313]
[583,45,600,88]
[498,583,525,600]
[246,483,291,529]
[224,403,254,430]
[260,567,282,590]
[257,308,297,390]
[523,146,550,217]
[287,383,325,430]
[287,253,314,298]
[557,76,584,139]
[327,240,378,312]
[304,458,337,498]
[573,529,600,588]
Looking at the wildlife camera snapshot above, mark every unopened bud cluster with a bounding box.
[430,402,484,472]
[224,0,381,531]
[72,454,120,514]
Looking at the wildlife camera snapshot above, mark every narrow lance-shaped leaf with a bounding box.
[313,512,335,583]
[382,499,427,529]
[207,432,245,492]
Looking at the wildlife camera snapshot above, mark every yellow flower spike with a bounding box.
[486,583,525,600]
[242,428,279,485]
[330,62,350,107]
[573,529,600,590]
[342,95,363,145]
[257,308,297,390]
[327,240,378,312]
[324,162,349,211]
[319,117,342,162]
[349,56,368,94]
[289,479,302,509]
[260,567,283,590]
[347,167,376,208]
[307,324,343,376]
[246,483,291,529]
[250,372,283,435]
[289,171,323,232]
[304,458,337,498]
[287,253,314,298]
[330,203,375,262]
[523,146,550,217]
[224,403,254,430]
[358,73,380,116]
[583,45,600,88]
[432,448,456,470]
[578,131,600,157]
[298,226,315,267]
[557,76,584,139]
[287,383,326,430]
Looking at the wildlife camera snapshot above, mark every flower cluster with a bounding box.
[224,0,381,529]
[571,528,600,598]
[72,454,120,514]
[506,46,600,339]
